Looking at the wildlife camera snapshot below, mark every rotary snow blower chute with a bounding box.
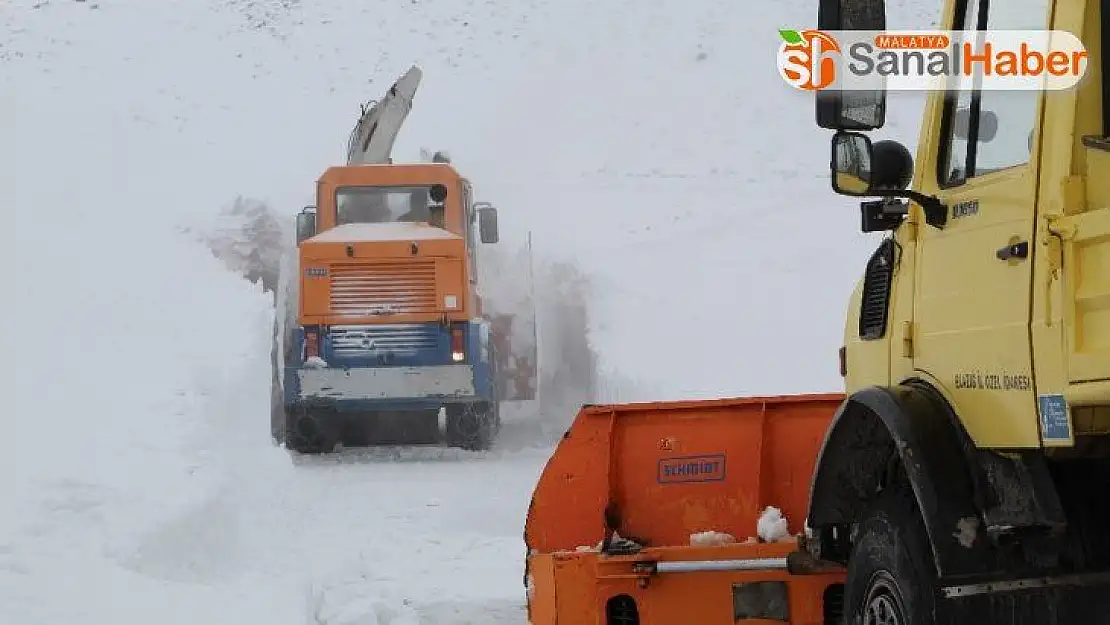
[272,65,537,454]
[523,393,847,625]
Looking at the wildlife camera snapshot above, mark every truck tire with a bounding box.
[284,409,338,455]
[446,402,495,451]
[844,482,938,625]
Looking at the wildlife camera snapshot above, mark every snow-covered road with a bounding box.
[1,442,549,625]
[287,444,548,625]
[0,253,552,624]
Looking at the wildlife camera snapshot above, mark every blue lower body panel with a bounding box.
[283,320,497,414]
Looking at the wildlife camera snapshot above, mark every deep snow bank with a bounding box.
[0,212,301,623]
[479,240,657,444]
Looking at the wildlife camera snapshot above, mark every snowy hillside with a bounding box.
[3,0,940,623]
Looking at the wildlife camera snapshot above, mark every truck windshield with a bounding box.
[336,185,432,225]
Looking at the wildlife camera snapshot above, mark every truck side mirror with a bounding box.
[815,0,887,130]
[831,131,914,197]
[430,184,448,203]
[474,202,499,244]
[296,207,316,244]
[831,131,874,196]
[832,130,936,231]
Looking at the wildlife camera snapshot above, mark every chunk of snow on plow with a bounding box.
[689,530,737,547]
[757,506,790,542]
[305,356,328,368]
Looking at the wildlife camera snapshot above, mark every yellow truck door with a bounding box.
[911,0,1050,449]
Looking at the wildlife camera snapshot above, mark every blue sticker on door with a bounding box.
[1038,394,1071,443]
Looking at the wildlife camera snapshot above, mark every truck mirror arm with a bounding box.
[870,189,947,230]
[896,189,947,229]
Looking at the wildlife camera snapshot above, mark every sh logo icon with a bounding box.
[777,29,840,91]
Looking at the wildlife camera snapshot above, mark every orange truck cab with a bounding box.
[282,161,503,453]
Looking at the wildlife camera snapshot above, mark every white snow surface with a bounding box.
[2,0,938,623]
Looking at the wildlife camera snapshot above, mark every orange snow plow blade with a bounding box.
[523,393,847,625]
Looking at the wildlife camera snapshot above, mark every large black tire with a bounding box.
[844,483,938,625]
[284,408,338,455]
[446,402,496,451]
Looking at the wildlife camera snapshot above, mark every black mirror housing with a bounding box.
[296,206,317,244]
[817,0,886,31]
[815,0,888,131]
[816,91,888,131]
[474,202,499,244]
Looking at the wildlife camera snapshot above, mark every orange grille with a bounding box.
[328,260,437,316]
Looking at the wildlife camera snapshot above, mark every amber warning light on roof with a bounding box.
[777,28,1090,91]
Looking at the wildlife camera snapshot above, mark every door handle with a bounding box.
[996,240,1029,261]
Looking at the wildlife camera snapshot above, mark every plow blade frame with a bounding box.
[524,393,847,625]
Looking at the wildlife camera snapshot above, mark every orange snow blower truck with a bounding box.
[285,163,517,453]
[524,393,846,625]
[276,65,537,455]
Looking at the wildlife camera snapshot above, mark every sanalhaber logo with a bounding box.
[776,28,1090,91]
[777,28,840,90]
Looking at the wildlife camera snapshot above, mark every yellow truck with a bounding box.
[806,0,1110,622]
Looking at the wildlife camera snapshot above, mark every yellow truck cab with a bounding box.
[800,0,1110,622]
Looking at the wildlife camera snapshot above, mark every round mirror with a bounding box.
[430,184,448,203]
